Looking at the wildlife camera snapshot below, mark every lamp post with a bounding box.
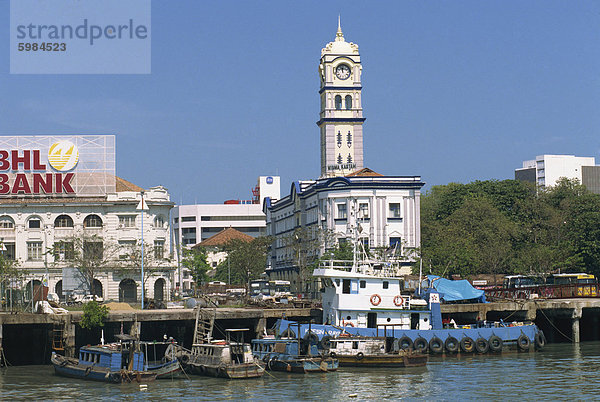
[137,191,149,309]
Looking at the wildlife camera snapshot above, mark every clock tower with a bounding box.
[318,19,365,178]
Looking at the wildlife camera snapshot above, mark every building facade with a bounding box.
[515,154,600,193]
[0,136,175,303]
[171,176,280,290]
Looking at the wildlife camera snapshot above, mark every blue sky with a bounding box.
[1,1,599,204]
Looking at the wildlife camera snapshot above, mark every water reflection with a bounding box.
[1,343,600,400]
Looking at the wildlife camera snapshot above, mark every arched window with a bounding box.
[84,214,103,228]
[27,216,42,229]
[154,215,165,228]
[345,95,352,110]
[335,95,342,110]
[0,216,14,229]
[54,215,74,228]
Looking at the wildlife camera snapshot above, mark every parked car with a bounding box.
[81,295,104,303]
[47,292,60,303]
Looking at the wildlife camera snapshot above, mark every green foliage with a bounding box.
[214,237,272,286]
[181,247,211,285]
[421,178,600,278]
[80,301,109,330]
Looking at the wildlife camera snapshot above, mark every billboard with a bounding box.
[0,135,116,196]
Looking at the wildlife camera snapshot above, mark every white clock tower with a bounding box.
[318,19,365,178]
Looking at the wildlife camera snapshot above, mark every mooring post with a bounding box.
[65,318,76,358]
[572,307,582,344]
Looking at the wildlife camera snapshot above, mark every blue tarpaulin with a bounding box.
[426,275,486,303]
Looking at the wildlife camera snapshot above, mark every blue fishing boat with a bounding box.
[251,336,338,373]
[51,335,157,383]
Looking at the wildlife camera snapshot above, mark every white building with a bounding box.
[172,176,280,290]
[0,135,175,303]
[515,154,600,193]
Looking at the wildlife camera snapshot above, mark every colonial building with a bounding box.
[0,135,175,303]
[265,23,424,294]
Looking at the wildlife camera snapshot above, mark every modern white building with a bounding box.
[171,176,280,291]
[0,135,176,303]
[515,155,600,193]
[264,23,424,294]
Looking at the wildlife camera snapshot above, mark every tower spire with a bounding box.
[336,15,344,41]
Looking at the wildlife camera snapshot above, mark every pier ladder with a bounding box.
[52,323,65,352]
[193,308,215,345]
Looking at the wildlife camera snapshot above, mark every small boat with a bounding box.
[140,340,184,379]
[328,336,428,367]
[185,329,265,379]
[51,335,157,383]
[251,336,338,373]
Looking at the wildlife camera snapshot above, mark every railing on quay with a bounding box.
[485,283,600,300]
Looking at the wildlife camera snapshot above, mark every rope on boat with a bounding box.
[255,360,276,378]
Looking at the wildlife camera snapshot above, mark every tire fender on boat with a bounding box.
[413,337,429,353]
[444,336,459,354]
[355,352,364,361]
[370,294,382,306]
[330,351,337,358]
[429,337,443,354]
[488,335,503,353]
[398,336,413,351]
[319,335,332,350]
[475,337,489,354]
[180,354,190,364]
[460,336,475,353]
[535,331,546,350]
[517,334,531,351]
[84,366,92,377]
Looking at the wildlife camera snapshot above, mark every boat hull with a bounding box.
[267,357,338,373]
[334,353,427,368]
[148,359,183,379]
[51,354,157,383]
[186,362,265,379]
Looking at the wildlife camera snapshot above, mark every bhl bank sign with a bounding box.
[0,135,116,197]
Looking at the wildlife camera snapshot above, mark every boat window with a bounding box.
[346,315,351,320]
[360,280,366,288]
[342,279,351,294]
[383,281,389,289]
[352,342,358,349]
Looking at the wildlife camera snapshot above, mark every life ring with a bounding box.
[488,335,503,353]
[393,295,404,307]
[460,337,475,353]
[342,321,354,327]
[370,294,382,306]
[413,337,429,353]
[355,352,364,360]
[429,336,443,354]
[444,336,459,354]
[535,331,546,350]
[517,334,531,351]
[475,337,489,354]
[398,336,413,351]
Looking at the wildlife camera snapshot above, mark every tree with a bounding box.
[53,234,121,297]
[80,301,109,330]
[0,250,23,309]
[215,237,272,289]
[181,247,211,285]
[115,240,174,298]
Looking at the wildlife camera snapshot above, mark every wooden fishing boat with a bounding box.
[251,337,338,373]
[328,336,428,367]
[140,341,184,379]
[51,335,157,383]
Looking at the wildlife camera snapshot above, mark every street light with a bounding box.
[137,191,149,309]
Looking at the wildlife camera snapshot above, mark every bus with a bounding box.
[546,273,597,285]
[502,275,544,289]
[249,280,291,299]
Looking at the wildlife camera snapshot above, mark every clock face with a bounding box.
[335,64,351,80]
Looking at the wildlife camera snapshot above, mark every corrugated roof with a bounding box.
[194,227,254,247]
[115,176,143,192]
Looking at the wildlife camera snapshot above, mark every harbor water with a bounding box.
[1,342,600,400]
